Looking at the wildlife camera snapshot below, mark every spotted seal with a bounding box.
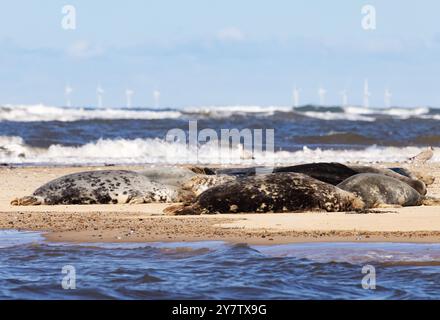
[10,169,197,206]
[181,174,236,198]
[337,173,423,208]
[164,173,365,215]
[10,167,236,206]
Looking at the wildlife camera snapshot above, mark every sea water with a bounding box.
[1,104,440,165]
[0,230,439,299]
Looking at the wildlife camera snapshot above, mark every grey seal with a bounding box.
[11,168,199,206]
[337,173,423,208]
[212,163,357,185]
[212,163,428,195]
[10,167,233,206]
[390,167,435,186]
[348,165,427,195]
[164,172,365,215]
[272,163,358,185]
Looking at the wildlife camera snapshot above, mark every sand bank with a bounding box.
[1,164,440,244]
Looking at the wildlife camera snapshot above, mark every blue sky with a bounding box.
[1,0,440,108]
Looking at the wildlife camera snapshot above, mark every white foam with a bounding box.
[382,107,429,117]
[0,136,437,165]
[183,105,293,118]
[301,111,376,122]
[0,136,32,157]
[344,106,430,119]
[1,104,438,122]
[0,104,182,122]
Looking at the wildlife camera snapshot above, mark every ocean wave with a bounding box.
[344,106,430,118]
[0,136,437,165]
[0,104,182,122]
[299,111,376,122]
[295,133,378,145]
[1,104,440,122]
[183,105,293,118]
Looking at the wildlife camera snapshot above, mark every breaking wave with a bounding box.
[0,135,437,165]
[0,104,438,122]
[0,104,182,122]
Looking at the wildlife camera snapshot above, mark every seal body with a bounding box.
[273,163,358,185]
[11,170,182,206]
[165,173,364,215]
[214,163,428,195]
[216,162,358,185]
[182,175,236,198]
[337,173,423,208]
[214,163,357,185]
[390,167,435,186]
[348,165,427,195]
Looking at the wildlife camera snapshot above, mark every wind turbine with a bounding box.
[363,79,371,108]
[97,85,104,108]
[292,86,300,108]
[153,89,161,108]
[384,88,392,108]
[318,86,326,106]
[125,89,134,108]
[340,90,348,107]
[65,84,73,107]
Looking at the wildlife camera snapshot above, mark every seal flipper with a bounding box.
[421,196,440,206]
[11,196,45,206]
[164,204,201,215]
[128,196,146,204]
[374,203,402,209]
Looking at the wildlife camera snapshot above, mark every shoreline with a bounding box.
[2,209,440,245]
[5,227,440,246]
[1,164,440,245]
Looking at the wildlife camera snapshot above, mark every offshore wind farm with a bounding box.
[0,77,437,166]
[60,80,396,109]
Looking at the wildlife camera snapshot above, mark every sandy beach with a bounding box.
[1,164,440,244]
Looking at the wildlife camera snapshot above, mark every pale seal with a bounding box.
[10,167,234,206]
[11,169,192,206]
[164,173,365,215]
[181,174,236,198]
[337,173,423,208]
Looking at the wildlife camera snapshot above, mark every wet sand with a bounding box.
[1,164,440,244]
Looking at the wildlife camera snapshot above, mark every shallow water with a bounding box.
[0,231,439,299]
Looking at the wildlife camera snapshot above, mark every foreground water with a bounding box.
[0,231,439,299]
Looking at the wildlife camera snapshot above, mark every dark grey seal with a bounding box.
[212,163,358,185]
[164,173,365,215]
[212,163,428,195]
